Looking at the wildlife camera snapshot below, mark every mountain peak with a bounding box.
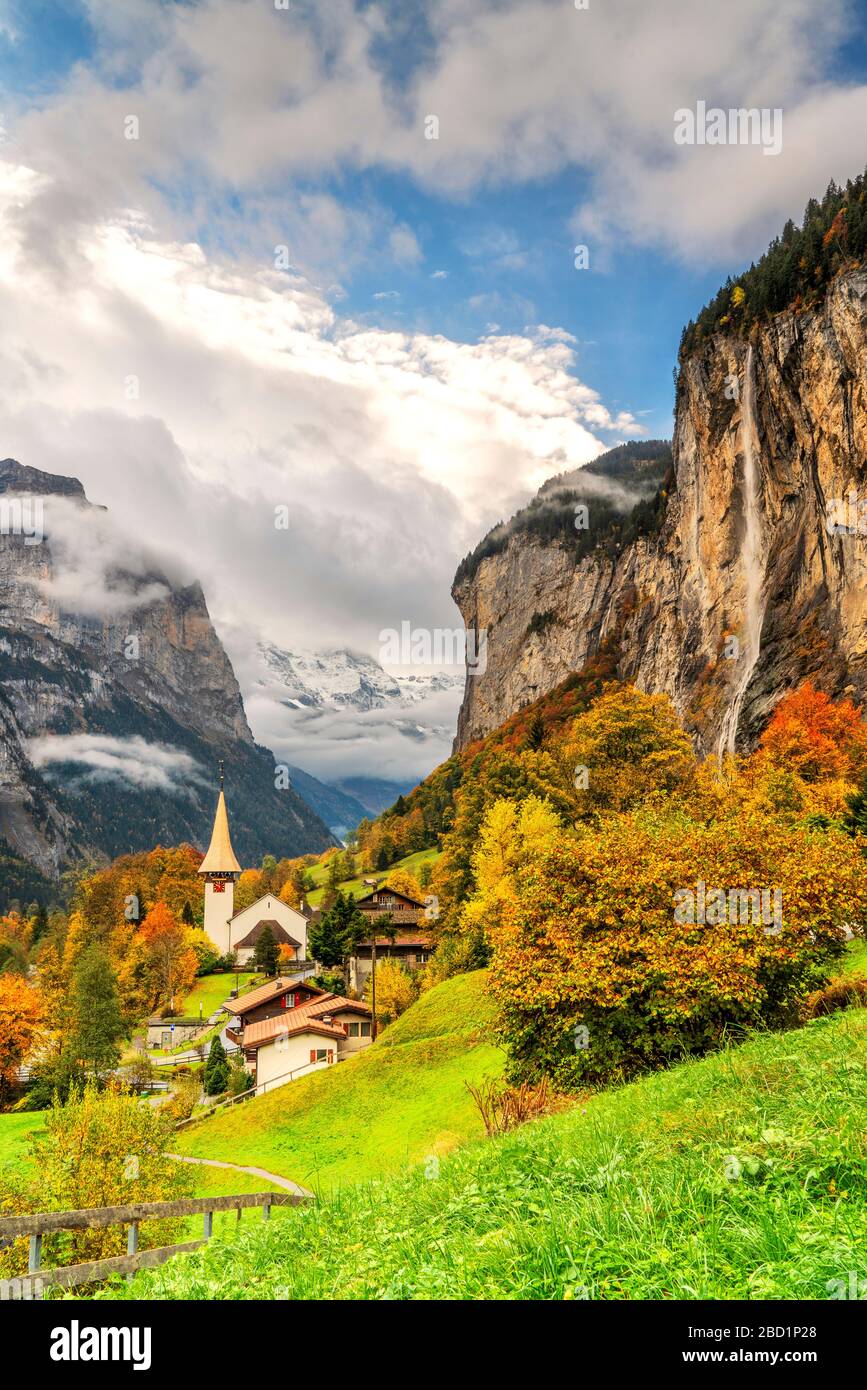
[0,458,90,502]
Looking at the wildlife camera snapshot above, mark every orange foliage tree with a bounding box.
[488,807,867,1089]
[0,974,43,1100]
[137,903,198,1013]
[758,682,867,783]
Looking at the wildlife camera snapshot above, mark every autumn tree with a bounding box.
[489,809,867,1090]
[139,902,197,1013]
[364,958,418,1027]
[0,974,42,1101]
[382,867,423,901]
[758,682,867,783]
[0,1082,193,1276]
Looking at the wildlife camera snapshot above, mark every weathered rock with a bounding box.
[0,460,333,874]
[453,270,867,753]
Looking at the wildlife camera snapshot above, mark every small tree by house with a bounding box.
[253,924,279,976]
[203,1036,230,1096]
[364,958,419,1027]
[227,1052,254,1097]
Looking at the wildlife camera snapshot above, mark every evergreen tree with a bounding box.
[31,901,49,943]
[69,946,125,1082]
[253,924,279,976]
[181,900,195,926]
[203,1036,229,1096]
[310,891,365,969]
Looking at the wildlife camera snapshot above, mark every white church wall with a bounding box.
[229,896,309,958]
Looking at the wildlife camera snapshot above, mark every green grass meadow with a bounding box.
[173,970,503,1194]
[108,1003,867,1301]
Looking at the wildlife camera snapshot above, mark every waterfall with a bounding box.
[718,344,765,759]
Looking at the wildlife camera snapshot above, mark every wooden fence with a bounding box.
[0,1190,312,1300]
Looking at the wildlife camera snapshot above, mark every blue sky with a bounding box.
[5,0,863,443]
[2,0,867,780]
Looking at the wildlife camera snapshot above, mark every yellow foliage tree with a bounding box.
[364,957,419,1027]
[382,867,423,901]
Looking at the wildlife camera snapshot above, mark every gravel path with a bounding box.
[166,1152,312,1198]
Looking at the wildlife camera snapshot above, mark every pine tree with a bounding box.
[253,924,279,976]
[203,1036,229,1096]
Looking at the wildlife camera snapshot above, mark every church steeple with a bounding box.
[199,765,241,952]
[199,787,241,874]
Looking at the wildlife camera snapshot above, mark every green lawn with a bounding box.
[109,1002,867,1301]
[179,971,261,1019]
[843,937,867,977]
[304,847,441,908]
[0,1112,46,1173]
[173,970,503,1195]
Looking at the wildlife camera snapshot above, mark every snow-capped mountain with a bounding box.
[243,642,465,822]
[256,643,464,712]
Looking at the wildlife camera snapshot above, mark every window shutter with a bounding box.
[309,1049,316,1064]
[327,1050,334,1064]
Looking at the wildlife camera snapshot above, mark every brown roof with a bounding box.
[229,975,323,1016]
[242,993,372,1050]
[233,919,302,951]
[355,886,426,909]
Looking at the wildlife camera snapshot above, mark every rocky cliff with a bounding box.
[453,270,867,754]
[0,459,334,880]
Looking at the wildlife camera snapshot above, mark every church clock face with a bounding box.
[212,880,225,893]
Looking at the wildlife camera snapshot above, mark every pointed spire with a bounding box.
[198,775,241,875]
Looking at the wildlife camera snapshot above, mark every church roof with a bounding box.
[198,789,241,875]
[233,919,302,951]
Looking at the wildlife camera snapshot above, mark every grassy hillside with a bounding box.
[173,971,503,1194]
[108,1004,867,1301]
[304,846,441,907]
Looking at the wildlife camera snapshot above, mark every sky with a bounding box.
[2,0,867,784]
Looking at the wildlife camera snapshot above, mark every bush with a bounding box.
[0,1081,193,1277]
[465,1076,571,1136]
[490,814,867,1089]
[803,975,867,1018]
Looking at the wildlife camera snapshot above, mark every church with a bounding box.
[198,780,312,968]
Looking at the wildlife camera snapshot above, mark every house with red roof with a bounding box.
[226,975,373,1093]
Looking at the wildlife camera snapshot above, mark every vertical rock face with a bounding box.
[453,270,867,753]
[0,459,334,875]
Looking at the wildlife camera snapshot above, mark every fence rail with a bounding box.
[174,1059,322,1130]
[0,1190,312,1300]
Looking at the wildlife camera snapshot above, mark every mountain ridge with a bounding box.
[0,459,335,878]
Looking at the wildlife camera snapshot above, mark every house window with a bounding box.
[315,1049,327,1062]
[360,1022,371,1038]
[281,993,295,1009]
[347,1022,360,1037]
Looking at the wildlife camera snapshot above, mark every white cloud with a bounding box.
[4,0,857,268]
[0,157,635,778]
[28,734,203,792]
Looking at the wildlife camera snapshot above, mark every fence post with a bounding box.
[203,1211,213,1239]
[262,1200,271,1221]
[28,1234,41,1274]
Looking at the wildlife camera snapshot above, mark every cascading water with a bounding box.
[718,343,765,759]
